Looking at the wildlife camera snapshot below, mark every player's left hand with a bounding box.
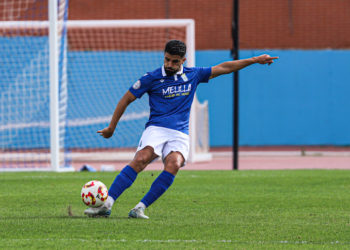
[254,54,279,65]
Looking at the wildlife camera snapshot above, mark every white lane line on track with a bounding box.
[213,151,350,157]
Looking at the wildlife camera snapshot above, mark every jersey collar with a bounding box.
[161,65,184,77]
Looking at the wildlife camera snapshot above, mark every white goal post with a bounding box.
[0,17,212,171]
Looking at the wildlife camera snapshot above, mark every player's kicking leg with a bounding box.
[84,146,158,217]
[129,151,184,219]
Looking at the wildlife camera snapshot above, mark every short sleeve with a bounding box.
[194,67,212,83]
[129,73,153,98]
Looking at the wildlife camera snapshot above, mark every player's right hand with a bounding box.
[97,127,114,139]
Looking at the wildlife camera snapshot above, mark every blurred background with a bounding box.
[65,0,350,148]
[1,0,350,171]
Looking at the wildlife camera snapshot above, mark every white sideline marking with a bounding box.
[0,239,348,245]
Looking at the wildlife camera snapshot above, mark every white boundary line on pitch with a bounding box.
[0,239,349,245]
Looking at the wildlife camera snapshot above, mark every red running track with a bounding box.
[73,156,350,172]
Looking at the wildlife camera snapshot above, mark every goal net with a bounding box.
[1,15,211,171]
[0,0,70,171]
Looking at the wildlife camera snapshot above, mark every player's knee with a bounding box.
[164,158,182,175]
[164,163,181,175]
[133,155,146,166]
[131,154,149,172]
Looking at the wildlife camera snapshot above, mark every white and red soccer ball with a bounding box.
[81,180,108,207]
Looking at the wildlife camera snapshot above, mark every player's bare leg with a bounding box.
[163,151,184,175]
[84,146,158,217]
[129,146,159,173]
[129,151,184,219]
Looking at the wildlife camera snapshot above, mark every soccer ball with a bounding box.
[81,180,108,207]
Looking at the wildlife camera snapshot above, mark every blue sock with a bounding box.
[108,165,138,201]
[141,170,175,207]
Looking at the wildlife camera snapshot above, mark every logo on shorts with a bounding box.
[133,80,141,89]
[139,141,142,147]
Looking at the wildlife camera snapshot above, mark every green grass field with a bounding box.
[0,169,349,249]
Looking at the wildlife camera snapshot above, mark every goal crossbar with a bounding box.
[0,19,194,28]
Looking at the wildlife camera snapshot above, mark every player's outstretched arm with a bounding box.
[209,54,279,79]
[97,90,137,139]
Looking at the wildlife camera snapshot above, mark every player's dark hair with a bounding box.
[164,40,186,58]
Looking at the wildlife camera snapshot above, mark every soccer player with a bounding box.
[84,40,278,218]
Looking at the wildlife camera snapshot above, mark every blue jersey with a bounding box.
[129,65,212,134]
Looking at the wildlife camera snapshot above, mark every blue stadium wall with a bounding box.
[196,50,350,147]
[3,40,349,148]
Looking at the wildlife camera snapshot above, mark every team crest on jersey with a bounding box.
[133,80,141,89]
[160,79,164,82]
[181,73,188,82]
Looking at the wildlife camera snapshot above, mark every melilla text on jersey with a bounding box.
[162,83,192,98]
[162,73,191,99]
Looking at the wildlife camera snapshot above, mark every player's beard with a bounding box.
[164,67,179,76]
